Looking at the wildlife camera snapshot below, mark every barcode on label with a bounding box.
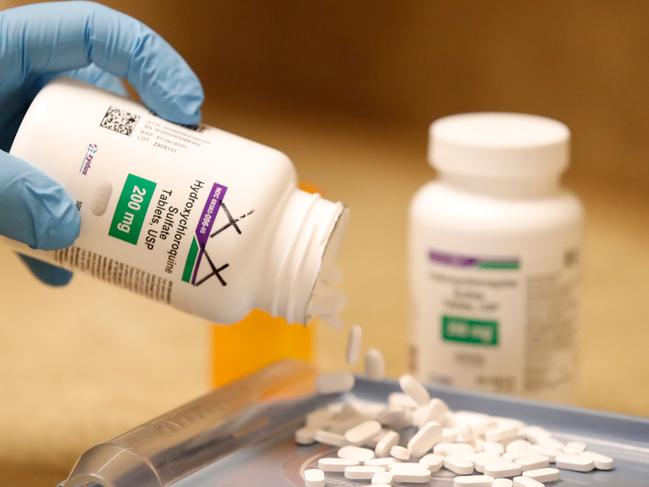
[100,106,140,136]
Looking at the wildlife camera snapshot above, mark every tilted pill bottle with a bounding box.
[7,79,348,325]
[409,113,583,401]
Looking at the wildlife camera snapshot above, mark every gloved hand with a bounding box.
[0,1,204,285]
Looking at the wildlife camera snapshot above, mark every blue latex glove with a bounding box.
[0,1,204,286]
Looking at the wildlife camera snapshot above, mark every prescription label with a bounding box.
[441,315,499,346]
[53,246,173,303]
[412,247,579,397]
[109,174,157,245]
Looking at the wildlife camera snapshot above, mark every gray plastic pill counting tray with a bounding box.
[175,376,649,486]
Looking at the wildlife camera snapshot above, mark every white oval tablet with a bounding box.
[354,400,385,419]
[328,416,365,434]
[391,471,431,483]
[346,325,362,365]
[366,429,387,448]
[388,392,419,409]
[372,470,393,484]
[390,445,411,461]
[366,457,398,467]
[377,407,411,430]
[90,181,113,216]
[483,442,505,455]
[494,417,526,431]
[364,348,386,379]
[454,411,495,436]
[538,437,565,450]
[375,430,400,457]
[530,444,561,462]
[407,421,442,458]
[441,427,459,442]
[555,453,594,472]
[413,398,449,427]
[513,476,544,487]
[303,468,325,487]
[506,440,532,454]
[317,457,358,472]
[294,426,316,445]
[442,412,458,427]
[456,421,474,442]
[444,455,474,475]
[454,475,494,486]
[522,426,551,443]
[390,462,425,468]
[399,374,430,406]
[515,454,549,471]
[485,424,518,443]
[503,451,529,462]
[564,441,587,454]
[433,442,474,456]
[522,467,560,482]
[338,445,375,462]
[473,452,503,473]
[345,420,382,446]
[390,463,432,483]
[484,462,522,478]
[419,453,444,472]
[584,451,615,470]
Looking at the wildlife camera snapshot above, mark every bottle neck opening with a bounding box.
[439,171,562,199]
[262,189,347,324]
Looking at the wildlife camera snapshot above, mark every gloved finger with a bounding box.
[18,254,73,287]
[40,64,129,97]
[1,1,203,125]
[0,150,79,250]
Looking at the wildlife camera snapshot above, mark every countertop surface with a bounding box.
[1,101,648,486]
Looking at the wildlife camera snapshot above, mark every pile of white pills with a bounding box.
[300,342,614,487]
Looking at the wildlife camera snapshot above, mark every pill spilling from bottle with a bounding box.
[300,330,615,486]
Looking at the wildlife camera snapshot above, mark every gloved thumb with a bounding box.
[0,150,79,286]
[0,150,79,249]
[18,254,74,287]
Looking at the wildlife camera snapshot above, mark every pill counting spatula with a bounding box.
[59,360,322,487]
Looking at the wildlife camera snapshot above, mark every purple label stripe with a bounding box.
[428,249,519,269]
[428,250,478,267]
[190,183,227,284]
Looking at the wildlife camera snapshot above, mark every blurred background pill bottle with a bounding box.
[409,113,584,402]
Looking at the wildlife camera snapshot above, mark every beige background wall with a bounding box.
[102,0,649,183]
[1,1,648,485]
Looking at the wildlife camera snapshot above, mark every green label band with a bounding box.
[442,315,499,346]
[109,173,157,245]
[182,237,199,282]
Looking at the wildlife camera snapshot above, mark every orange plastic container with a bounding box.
[211,183,321,386]
[211,310,314,386]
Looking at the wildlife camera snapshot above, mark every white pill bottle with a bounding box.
[8,79,347,325]
[409,113,583,401]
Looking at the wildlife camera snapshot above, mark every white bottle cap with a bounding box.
[429,113,570,177]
